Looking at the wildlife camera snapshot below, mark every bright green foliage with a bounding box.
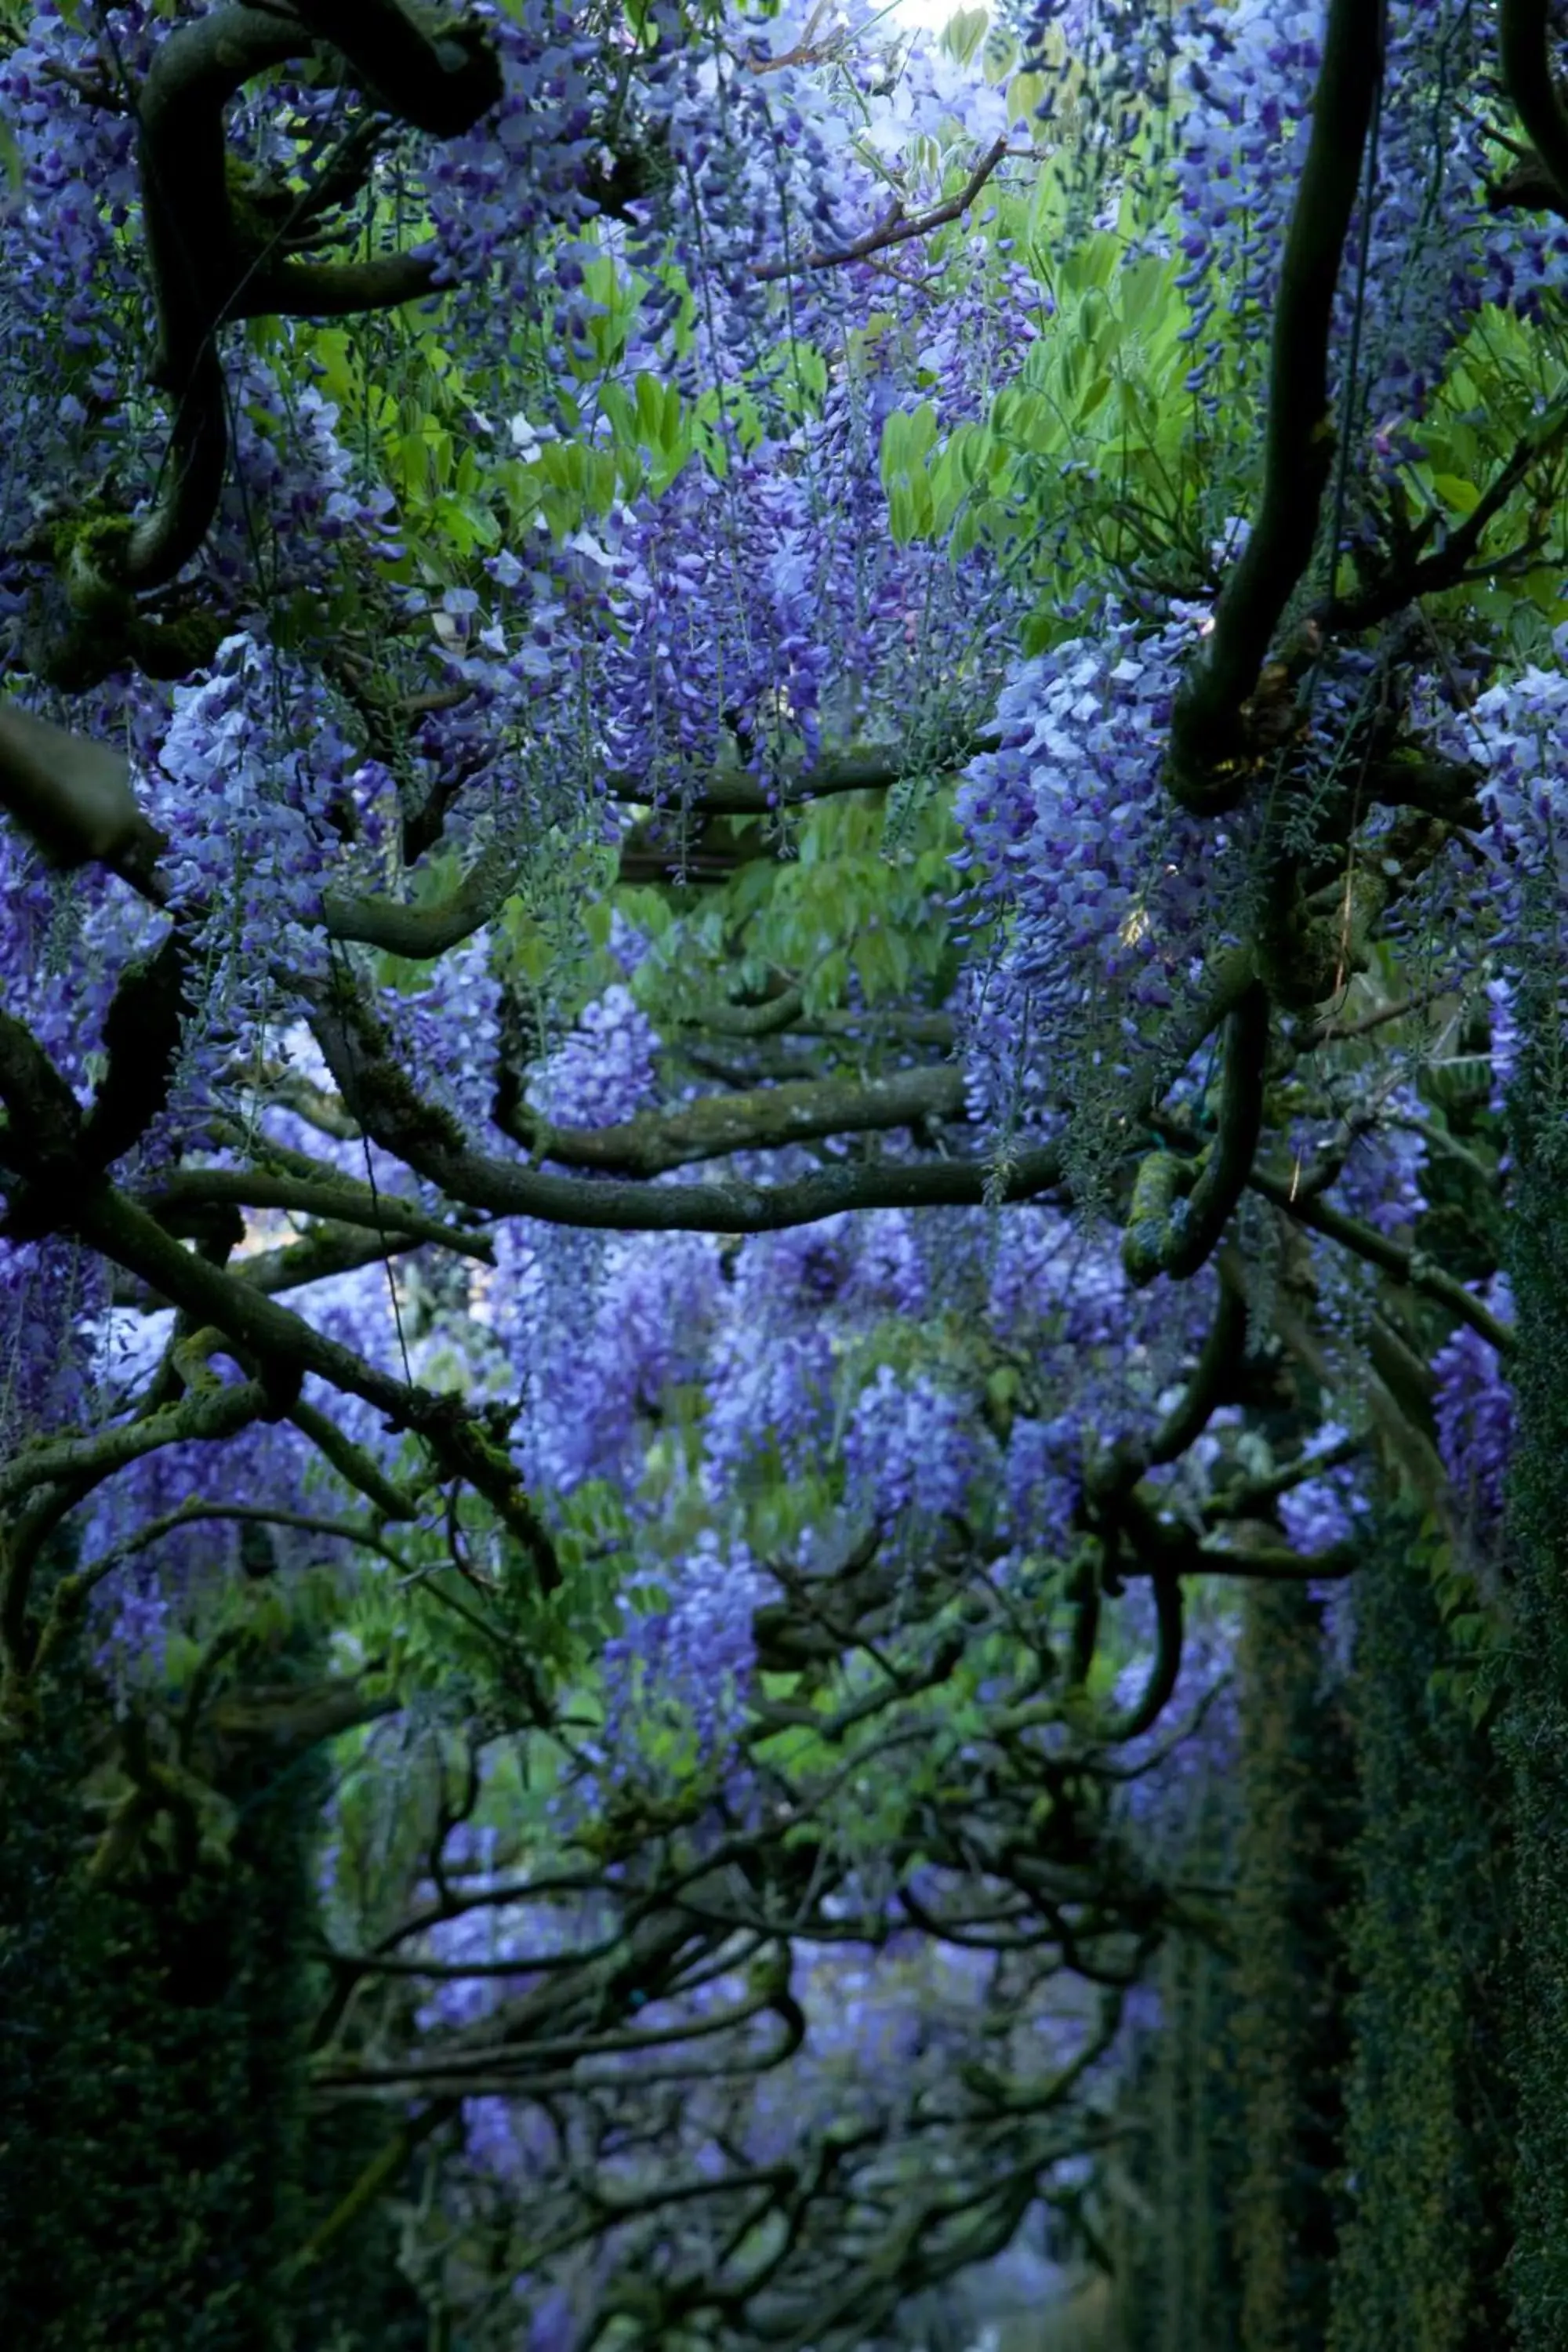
[1396,306,1568,652]
[873,165,1265,658]
[633,790,964,1025]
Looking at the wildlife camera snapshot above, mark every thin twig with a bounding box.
[752,136,1014,283]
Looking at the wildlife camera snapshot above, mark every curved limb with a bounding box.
[38,0,502,652]
[1167,0,1387,811]
[1123,982,1270,1286]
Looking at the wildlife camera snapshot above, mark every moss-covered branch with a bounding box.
[1249,1163,1516,1355]
[0,1370,268,1515]
[499,1065,967,1176]
[147,1166,495,1262]
[307,971,1066,1234]
[0,699,162,873]
[1123,982,1270,1284]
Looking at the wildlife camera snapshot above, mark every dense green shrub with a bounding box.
[1230,1584,1356,2352]
[0,1590,422,2349]
[1329,1511,1512,2352]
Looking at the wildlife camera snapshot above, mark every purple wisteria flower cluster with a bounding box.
[525,983,659,1129]
[842,1363,990,1526]
[955,601,1250,1127]
[601,1530,769,1772]
[1,0,1560,2336]
[1434,1274,1515,1544]
[1168,0,1568,439]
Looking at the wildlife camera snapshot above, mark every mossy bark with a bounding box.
[1232,1583,1356,2352]
[1328,1509,1513,2352]
[1496,990,1568,2347]
[0,1575,423,2348]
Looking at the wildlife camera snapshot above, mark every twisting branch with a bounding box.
[0,1372,268,1516]
[1167,0,1387,810]
[604,734,995,816]
[286,0,503,136]
[1313,375,1568,637]
[1091,1258,1251,1512]
[305,969,1065,1233]
[1488,148,1568,220]
[129,5,303,590]
[495,1065,967,1176]
[149,1219,454,1301]
[1299,985,1444,1051]
[0,701,162,876]
[1499,0,1568,209]
[31,0,502,677]
[321,842,524,956]
[1122,981,1270,1284]
[1248,1160,1517,1355]
[147,1166,495,1261]
[1076,1265,1250,1702]
[288,1397,422,1522]
[0,1373,269,1737]
[1203,1428,1363,1526]
[0,1010,558,1588]
[1192,1535,1356,1581]
[1103,1548,1185,1744]
[685,983,810,1040]
[85,1178,559,1582]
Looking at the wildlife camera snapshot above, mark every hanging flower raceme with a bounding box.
[956,601,1249,1119]
[1434,1273,1515,1544]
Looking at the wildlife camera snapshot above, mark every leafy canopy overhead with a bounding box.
[0,0,1556,2342]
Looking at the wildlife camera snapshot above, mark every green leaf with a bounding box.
[1432,472,1481,515]
[1118,255,1172,332]
[1077,370,1112,423]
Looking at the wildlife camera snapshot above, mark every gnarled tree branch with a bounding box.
[1167,0,1386,810]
